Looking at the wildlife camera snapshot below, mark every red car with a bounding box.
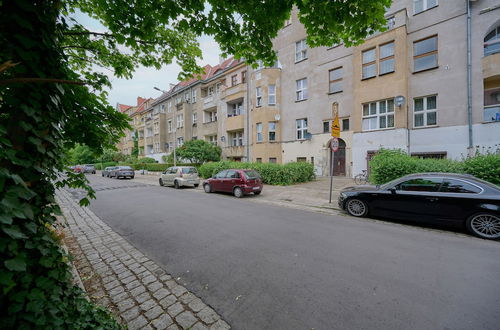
[203,169,263,198]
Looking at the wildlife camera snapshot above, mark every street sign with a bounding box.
[330,137,339,152]
[331,103,340,138]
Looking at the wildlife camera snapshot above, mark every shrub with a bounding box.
[94,162,117,170]
[137,157,157,163]
[369,148,499,185]
[198,161,314,185]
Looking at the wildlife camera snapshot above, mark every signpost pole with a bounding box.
[329,102,340,204]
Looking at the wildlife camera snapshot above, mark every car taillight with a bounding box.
[179,173,183,177]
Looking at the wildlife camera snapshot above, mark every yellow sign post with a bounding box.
[331,102,340,138]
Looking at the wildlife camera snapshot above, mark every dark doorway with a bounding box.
[329,138,346,176]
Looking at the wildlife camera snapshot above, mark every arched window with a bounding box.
[484,26,500,56]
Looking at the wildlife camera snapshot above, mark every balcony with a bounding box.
[202,121,218,134]
[482,52,500,79]
[203,96,216,110]
[223,83,246,102]
[224,145,245,158]
[226,114,244,131]
[145,136,153,144]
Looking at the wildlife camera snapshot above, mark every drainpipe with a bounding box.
[466,0,473,154]
[246,66,250,161]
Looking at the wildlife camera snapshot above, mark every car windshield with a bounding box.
[120,166,132,170]
[182,167,197,174]
[243,170,260,180]
[379,177,404,190]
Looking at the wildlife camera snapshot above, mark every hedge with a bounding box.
[369,149,500,185]
[198,161,315,185]
[94,162,117,170]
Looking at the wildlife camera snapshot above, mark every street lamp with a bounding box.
[153,86,167,93]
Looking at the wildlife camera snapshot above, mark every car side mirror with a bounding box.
[389,187,396,194]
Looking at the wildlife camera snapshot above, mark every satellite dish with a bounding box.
[274,114,281,121]
[395,95,406,107]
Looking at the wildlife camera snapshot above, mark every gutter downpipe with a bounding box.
[246,65,250,161]
[467,0,473,155]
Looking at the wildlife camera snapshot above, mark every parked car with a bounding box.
[73,165,83,173]
[338,173,500,240]
[203,169,263,198]
[102,166,114,177]
[82,164,96,174]
[109,166,135,179]
[159,166,200,189]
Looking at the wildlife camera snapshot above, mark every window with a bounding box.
[168,102,172,113]
[297,157,307,162]
[295,39,307,62]
[168,120,172,133]
[226,170,240,179]
[379,42,395,74]
[484,87,500,122]
[160,104,166,113]
[256,123,263,142]
[268,122,276,141]
[208,86,214,96]
[329,67,343,93]
[296,118,308,140]
[296,78,308,101]
[154,121,159,134]
[269,158,277,164]
[414,95,437,127]
[215,170,227,179]
[184,91,190,102]
[230,131,244,146]
[268,85,276,105]
[414,36,438,72]
[205,111,217,123]
[241,71,247,83]
[484,26,500,56]
[207,135,217,146]
[191,89,197,103]
[362,48,376,79]
[362,99,395,131]
[256,87,262,107]
[440,179,481,194]
[395,178,442,192]
[323,121,330,133]
[386,16,396,30]
[342,118,350,131]
[414,0,437,15]
[231,75,237,86]
[256,158,262,163]
[176,137,184,147]
[228,102,243,117]
[411,152,446,159]
[176,114,183,128]
[192,112,197,125]
[216,83,221,94]
[146,127,153,137]
[192,136,197,140]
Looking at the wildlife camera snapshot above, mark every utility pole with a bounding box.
[329,102,340,203]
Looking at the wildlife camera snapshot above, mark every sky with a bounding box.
[71,11,221,107]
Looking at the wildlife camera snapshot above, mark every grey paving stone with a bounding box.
[126,280,142,291]
[166,324,180,330]
[148,281,163,292]
[111,291,129,305]
[144,305,163,320]
[179,292,196,305]
[167,302,184,317]
[209,320,231,330]
[188,298,207,313]
[191,322,209,330]
[117,298,136,313]
[117,270,134,280]
[103,280,120,290]
[171,285,187,297]
[197,307,220,325]
[159,274,173,282]
[128,315,148,330]
[120,274,136,285]
[141,274,156,285]
[164,280,178,290]
[151,314,174,330]
[140,299,157,312]
[122,306,140,322]
[130,284,146,296]
[159,295,177,309]
[175,311,197,329]
[153,288,170,301]
[108,285,125,296]
[135,291,152,304]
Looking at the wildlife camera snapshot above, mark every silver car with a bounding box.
[159,166,200,189]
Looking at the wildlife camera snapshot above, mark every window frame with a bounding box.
[231,75,237,86]
[256,87,262,107]
[176,114,184,128]
[268,84,276,105]
[413,35,438,72]
[256,122,263,142]
[295,39,308,63]
[329,67,343,94]
[362,48,377,79]
[268,122,276,141]
[379,41,395,75]
[413,95,438,128]
[296,118,308,140]
[413,0,438,15]
[362,99,395,131]
[296,78,308,101]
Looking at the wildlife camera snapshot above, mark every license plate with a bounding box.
[252,186,260,190]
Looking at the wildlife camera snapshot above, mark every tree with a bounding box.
[0,0,391,327]
[176,140,222,164]
[67,143,96,164]
[131,131,139,159]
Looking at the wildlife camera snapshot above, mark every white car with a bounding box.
[159,166,200,189]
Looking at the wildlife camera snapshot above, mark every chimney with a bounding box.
[137,96,145,105]
[169,83,176,90]
[219,54,226,65]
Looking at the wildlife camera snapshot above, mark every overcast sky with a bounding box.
[72,11,221,107]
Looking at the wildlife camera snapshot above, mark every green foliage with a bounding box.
[66,143,96,165]
[131,131,139,159]
[176,140,222,164]
[199,161,314,185]
[97,149,127,163]
[369,148,500,185]
[136,157,157,164]
[0,0,392,326]
[94,162,117,170]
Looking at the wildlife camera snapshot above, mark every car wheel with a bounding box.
[466,213,500,240]
[254,191,261,195]
[345,198,368,217]
[204,184,212,193]
[174,180,180,189]
[233,187,243,198]
[194,184,199,188]
[159,178,164,186]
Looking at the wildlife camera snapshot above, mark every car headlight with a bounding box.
[340,192,347,199]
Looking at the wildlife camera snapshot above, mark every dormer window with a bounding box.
[484,26,500,56]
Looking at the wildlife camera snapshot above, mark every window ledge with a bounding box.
[362,127,395,132]
[413,125,439,130]
[413,5,438,16]
[295,58,308,64]
[361,76,376,81]
[295,99,308,103]
[379,70,395,77]
[413,66,439,74]
[328,90,343,95]
[481,120,500,124]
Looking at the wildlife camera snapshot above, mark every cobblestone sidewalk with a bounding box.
[56,188,230,330]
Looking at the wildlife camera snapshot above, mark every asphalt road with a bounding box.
[83,175,500,330]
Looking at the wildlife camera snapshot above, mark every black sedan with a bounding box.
[338,173,500,240]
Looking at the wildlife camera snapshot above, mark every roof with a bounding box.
[152,56,243,106]
[118,103,133,113]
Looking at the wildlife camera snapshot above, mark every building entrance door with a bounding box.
[329,138,346,176]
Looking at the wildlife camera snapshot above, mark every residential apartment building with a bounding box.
[116,97,153,156]
[117,0,500,177]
